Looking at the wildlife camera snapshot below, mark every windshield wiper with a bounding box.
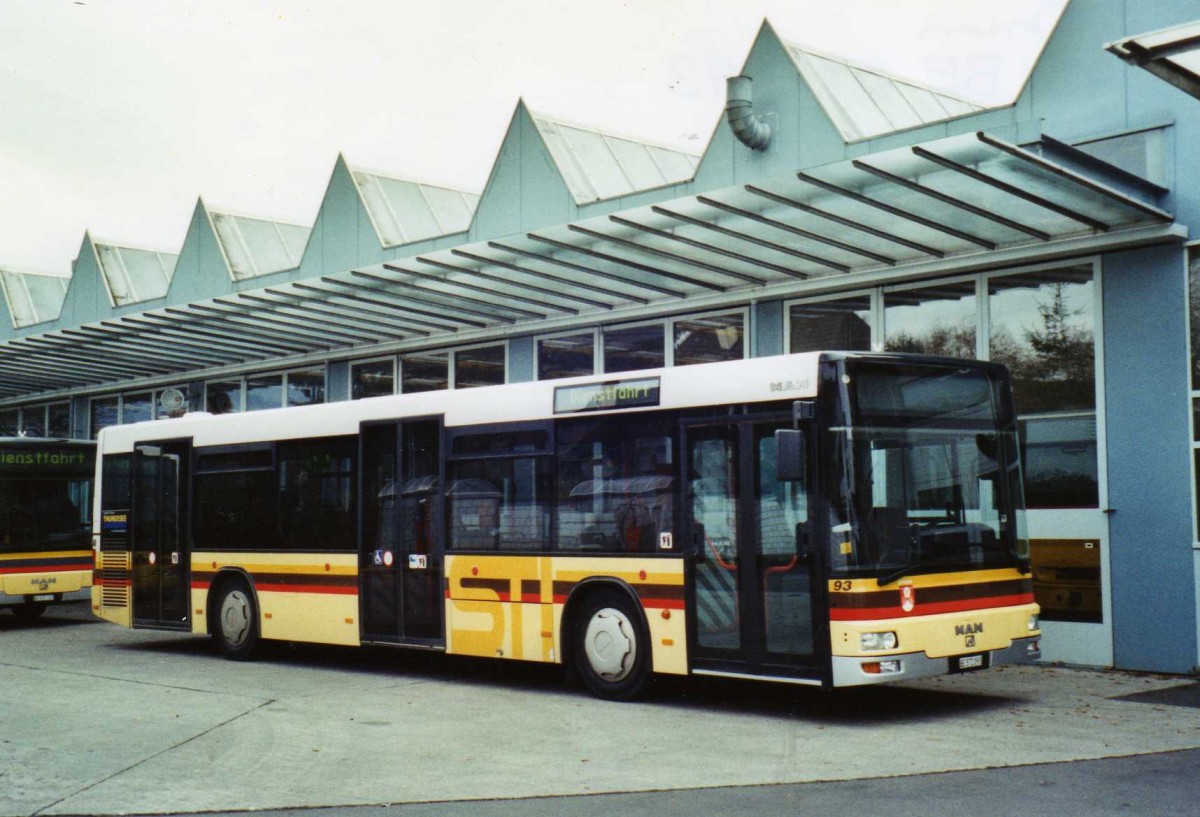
[876,525,922,587]
[877,560,919,587]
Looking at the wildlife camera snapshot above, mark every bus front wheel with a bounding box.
[572,589,651,701]
[212,580,260,660]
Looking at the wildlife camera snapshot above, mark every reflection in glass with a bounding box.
[603,324,664,373]
[402,352,449,393]
[538,333,594,380]
[455,345,505,389]
[352,359,395,400]
[884,282,976,358]
[789,296,872,353]
[757,428,812,656]
[674,312,744,366]
[556,414,674,553]
[989,269,1095,415]
[122,393,153,424]
[287,368,326,407]
[690,432,740,651]
[206,381,242,414]
[0,409,18,437]
[49,403,71,438]
[990,269,1096,510]
[90,398,120,438]
[246,374,283,412]
[20,407,45,437]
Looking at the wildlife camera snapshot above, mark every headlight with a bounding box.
[1028,614,1040,632]
[860,631,898,651]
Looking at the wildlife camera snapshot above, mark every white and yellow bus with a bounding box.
[92,352,1040,699]
[1,438,94,620]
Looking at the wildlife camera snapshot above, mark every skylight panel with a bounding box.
[96,244,176,306]
[0,270,68,328]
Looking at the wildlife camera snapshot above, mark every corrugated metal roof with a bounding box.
[532,114,701,205]
[209,211,311,281]
[95,243,178,306]
[350,169,480,248]
[786,44,985,143]
[1108,21,1200,100]
[0,269,68,328]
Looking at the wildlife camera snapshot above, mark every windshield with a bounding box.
[0,477,92,553]
[828,360,1024,580]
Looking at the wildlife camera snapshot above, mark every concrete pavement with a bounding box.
[2,604,1198,816]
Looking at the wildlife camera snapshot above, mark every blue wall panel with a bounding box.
[1103,244,1197,673]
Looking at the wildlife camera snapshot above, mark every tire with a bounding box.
[12,601,47,622]
[211,579,261,660]
[572,588,652,701]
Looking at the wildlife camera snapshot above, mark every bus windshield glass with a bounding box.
[829,360,1024,581]
[0,441,94,553]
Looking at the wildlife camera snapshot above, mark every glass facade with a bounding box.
[538,333,595,380]
[603,324,665,373]
[884,281,977,358]
[789,296,872,353]
[351,359,395,400]
[989,268,1096,509]
[402,352,449,393]
[454,345,506,389]
[673,312,744,367]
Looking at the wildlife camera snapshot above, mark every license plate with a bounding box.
[33,594,55,602]
[957,654,984,670]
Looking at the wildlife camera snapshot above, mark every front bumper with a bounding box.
[831,635,1041,687]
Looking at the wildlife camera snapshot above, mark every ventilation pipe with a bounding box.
[725,75,771,151]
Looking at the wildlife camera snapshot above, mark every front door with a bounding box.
[131,440,190,629]
[686,418,822,679]
[360,419,444,645]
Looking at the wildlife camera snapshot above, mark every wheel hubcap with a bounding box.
[584,607,636,681]
[220,590,251,646]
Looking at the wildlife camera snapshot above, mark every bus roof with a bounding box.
[91,351,1008,453]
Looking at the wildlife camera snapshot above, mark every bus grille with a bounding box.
[99,551,130,608]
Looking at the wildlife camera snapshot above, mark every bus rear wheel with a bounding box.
[12,600,47,622]
[212,580,260,660]
[572,589,651,701]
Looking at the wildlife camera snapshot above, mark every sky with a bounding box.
[0,0,1067,274]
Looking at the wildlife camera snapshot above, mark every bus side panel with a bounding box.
[443,555,688,675]
[190,552,361,647]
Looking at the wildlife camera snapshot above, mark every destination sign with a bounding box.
[554,377,661,414]
[0,445,94,477]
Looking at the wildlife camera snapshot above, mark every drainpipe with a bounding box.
[725,74,771,151]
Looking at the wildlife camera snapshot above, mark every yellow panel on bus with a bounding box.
[444,554,688,675]
[190,552,361,647]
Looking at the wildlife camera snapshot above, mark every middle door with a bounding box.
[360,419,444,645]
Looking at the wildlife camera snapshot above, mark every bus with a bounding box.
[1,438,95,620]
[91,352,1040,699]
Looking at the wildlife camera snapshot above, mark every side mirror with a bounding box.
[775,429,806,482]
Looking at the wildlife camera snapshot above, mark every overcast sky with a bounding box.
[1,0,1067,274]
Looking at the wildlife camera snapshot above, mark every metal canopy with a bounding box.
[1108,21,1200,101]
[0,131,1177,402]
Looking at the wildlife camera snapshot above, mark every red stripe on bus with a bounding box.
[254,582,358,595]
[829,593,1035,621]
[189,580,357,596]
[1,562,93,575]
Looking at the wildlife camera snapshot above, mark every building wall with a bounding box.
[1102,244,1196,673]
